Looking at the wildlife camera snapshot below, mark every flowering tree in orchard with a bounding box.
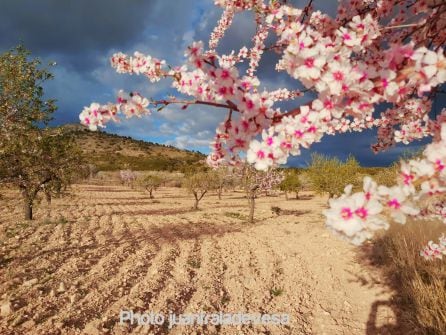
[80,0,446,255]
[235,164,284,222]
[119,169,137,188]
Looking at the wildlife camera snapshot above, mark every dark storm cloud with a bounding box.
[0,0,211,123]
[0,0,160,70]
[287,129,430,167]
[0,0,443,167]
[0,0,211,71]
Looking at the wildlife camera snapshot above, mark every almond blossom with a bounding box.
[79,0,446,255]
[324,184,385,245]
[420,235,446,261]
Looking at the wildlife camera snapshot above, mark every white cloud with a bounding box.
[165,135,212,150]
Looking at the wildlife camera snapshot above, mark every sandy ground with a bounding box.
[0,184,402,334]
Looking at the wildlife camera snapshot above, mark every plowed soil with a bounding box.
[0,184,403,334]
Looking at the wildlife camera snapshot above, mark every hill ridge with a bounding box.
[57,124,206,171]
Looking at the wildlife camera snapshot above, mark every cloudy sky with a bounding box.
[1,0,444,166]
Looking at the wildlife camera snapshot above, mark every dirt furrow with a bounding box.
[53,240,159,333]
[130,240,196,335]
[94,242,177,334]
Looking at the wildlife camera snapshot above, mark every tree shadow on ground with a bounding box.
[271,209,311,216]
[81,201,152,206]
[110,208,195,216]
[10,220,243,264]
[295,194,314,200]
[80,188,141,193]
[354,243,423,335]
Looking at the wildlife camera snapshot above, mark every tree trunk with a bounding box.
[193,192,199,210]
[248,193,255,223]
[149,189,154,199]
[45,193,52,218]
[327,192,334,205]
[296,191,299,200]
[24,200,33,221]
[218,186,222,200]
[285,192,288,200]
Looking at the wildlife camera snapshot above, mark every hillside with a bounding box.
[59,124,206,171]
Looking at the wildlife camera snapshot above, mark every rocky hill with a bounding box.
[59,124,206,171]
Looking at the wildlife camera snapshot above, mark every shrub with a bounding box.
[373,164,400,187]
[307,153,361,199]
[369,220,446,334]
[279,169,303,199]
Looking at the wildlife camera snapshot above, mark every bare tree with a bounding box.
[140,174,162,199]
[183,171,217,210]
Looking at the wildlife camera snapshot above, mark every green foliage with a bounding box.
[142,174,163,188]
[181,163,209,176]
[307,153,361,198]
[270,287,284,297]
[93,154,198,172]
[279,169,303,198]
[0,45,56,129]
[0,46,84,219]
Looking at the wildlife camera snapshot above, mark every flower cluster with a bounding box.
[209,7,235,50]
[420,234,446,261]
[120,169,137,187]
[233,163,283,194]
[110,52,166,82]
[247,11,446,170]
[325,123,446,245]
[258,168,284,191]
[80,0,446,254]
[80,91,150,130]
[214,0,264,11]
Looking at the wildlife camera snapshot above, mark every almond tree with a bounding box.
[1,128,82,220]
[119,169,137,188]
[79,1,446,250]
[212,166,234,200]
[183,171,218,210]
[307,153,361,199]
[87,164,99,179]
[280,169,303,199]
[141,174,162,199]
[236,164,283,222]
[259,168,284,196]
[0,46,82,220]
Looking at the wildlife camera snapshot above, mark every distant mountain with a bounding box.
[59,124,206,171]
